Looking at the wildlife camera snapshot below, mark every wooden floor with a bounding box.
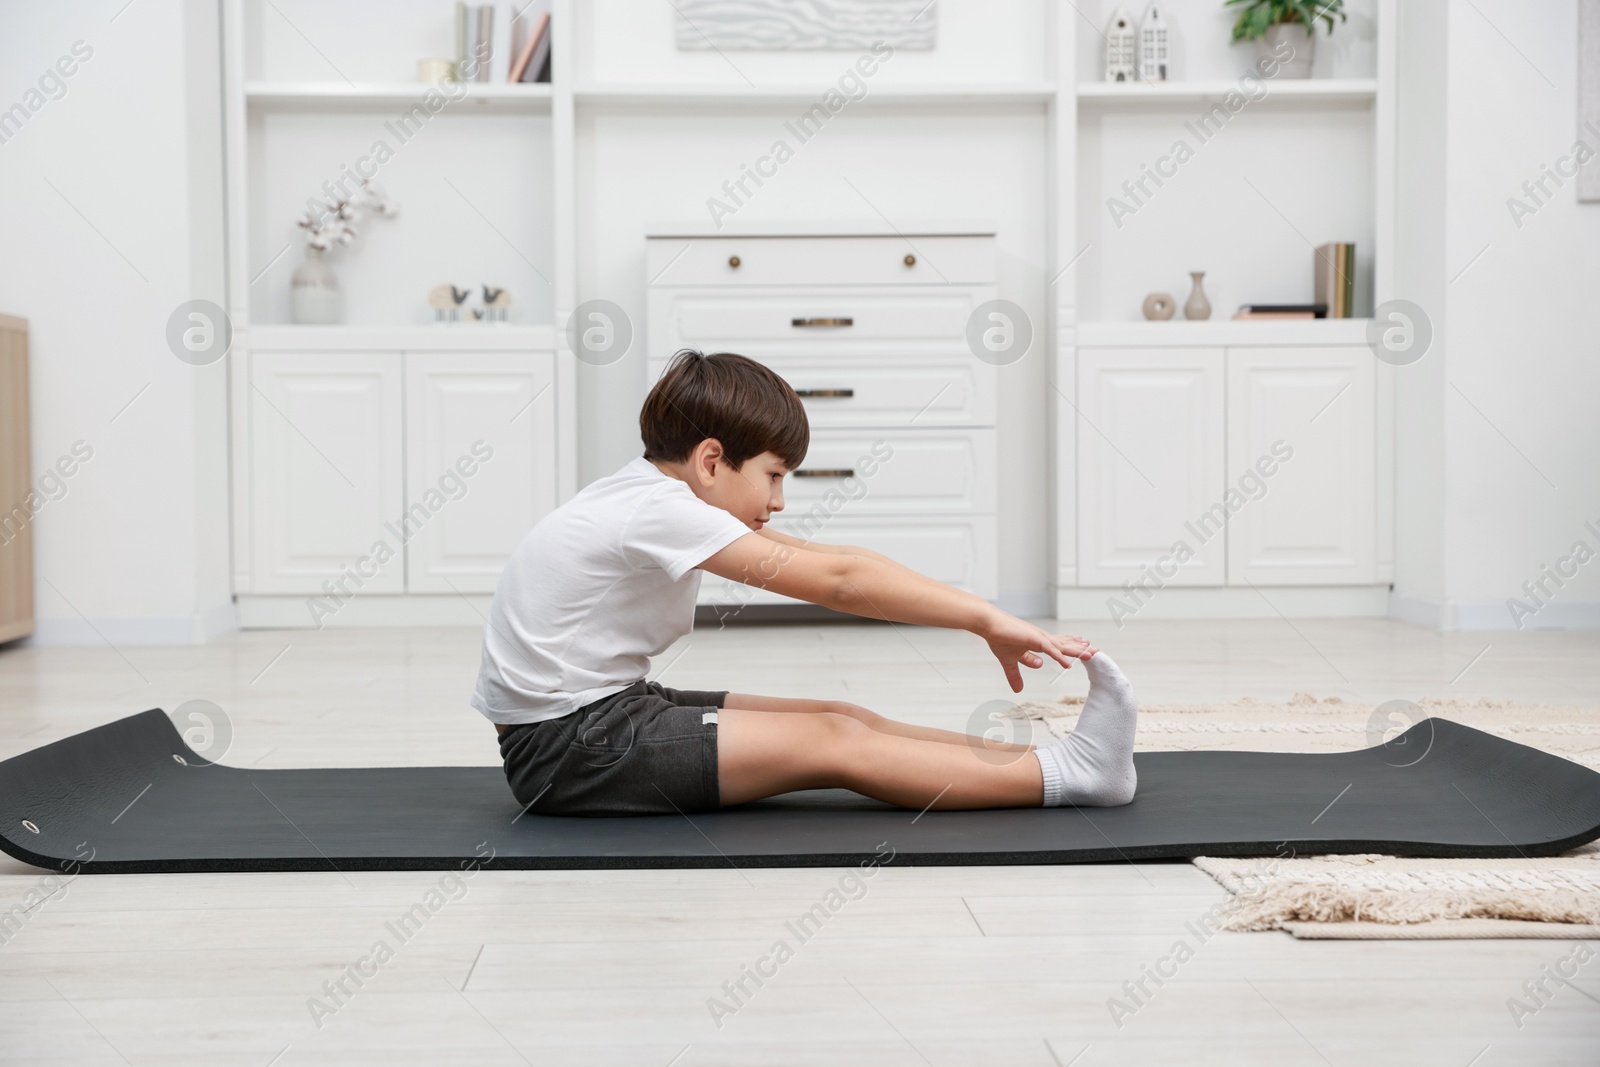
[0,618,1597,1065]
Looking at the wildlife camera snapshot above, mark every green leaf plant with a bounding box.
[1224,0,1347,42]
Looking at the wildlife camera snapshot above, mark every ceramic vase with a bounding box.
[1257,22,1314,79]
[290,246,342,325]
[1183,272,1211,320]
[1142,292,1176,320]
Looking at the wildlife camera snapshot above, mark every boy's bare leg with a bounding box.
[716,706,1043,809]
[722,692,1035,752]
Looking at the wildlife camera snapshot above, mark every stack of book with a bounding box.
[508,6,552,84]
[1234,241,1356,320]
[454,3,551,84]
[1314,242,1355,318]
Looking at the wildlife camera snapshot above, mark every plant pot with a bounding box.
[290,247,342,325]
[1256,22,1315,79]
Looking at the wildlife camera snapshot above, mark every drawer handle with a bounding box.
[791,317,853,328]
[728,255,741,268]
[904,254,916,267]
[793,468,856,478]
[794,388,854,398]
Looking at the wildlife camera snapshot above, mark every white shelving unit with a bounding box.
[1047,0,1398,619]
[221,0,578,625]
[216,0,1398,626]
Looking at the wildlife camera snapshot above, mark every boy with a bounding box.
[476,349,1138,816]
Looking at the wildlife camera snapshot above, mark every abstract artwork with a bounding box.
[674,0,936,51]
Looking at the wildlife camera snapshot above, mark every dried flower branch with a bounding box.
[297,179,399,251]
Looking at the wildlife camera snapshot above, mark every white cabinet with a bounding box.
[1069,327,1380,597]
[1227,346,1375,585]
[240,341,560,602]
[248,352,405,595]
[647,232,1001,604]
[1076,348,1226,586]
[404,353,558,594]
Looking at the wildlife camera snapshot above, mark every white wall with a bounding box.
[0,0,233,644]
[1393,0,1600,630]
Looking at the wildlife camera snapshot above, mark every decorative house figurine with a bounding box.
[1139,4,1169,82]
[1104,8,1136,82]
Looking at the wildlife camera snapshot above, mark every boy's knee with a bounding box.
[827,701,879,726]
[817,710,867,737]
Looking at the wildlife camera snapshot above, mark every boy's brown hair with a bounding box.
[641,349,809,470]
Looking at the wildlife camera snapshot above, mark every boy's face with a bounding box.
[710,450,789,531]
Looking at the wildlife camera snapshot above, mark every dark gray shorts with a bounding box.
[498,680,726,817]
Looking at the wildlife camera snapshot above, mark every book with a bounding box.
[1233,303,1327,319]
[532,39,552,83]
[1314,242,1355,318]
[455,2,467,75]
[523,14,552,83]
[510,12,550,83]
[475,4,494,83]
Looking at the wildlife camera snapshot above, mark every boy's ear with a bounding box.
[690,438,726,485]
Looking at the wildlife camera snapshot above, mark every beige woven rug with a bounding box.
[1007,695,1600,939]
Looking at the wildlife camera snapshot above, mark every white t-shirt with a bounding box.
[471,456,754,725]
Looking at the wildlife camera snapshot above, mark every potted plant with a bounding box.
[1224,0,1346,79]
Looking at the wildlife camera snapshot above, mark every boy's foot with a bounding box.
[1033,652,1138,807]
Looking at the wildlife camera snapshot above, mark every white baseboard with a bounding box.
[1387,592,1600,631]
[23,600,238,646]
[237,594,494,629]
[1053,584,1391,624]
[1386,591,1451,630]
[996,587,1053,620]
[1455,599,1600,631]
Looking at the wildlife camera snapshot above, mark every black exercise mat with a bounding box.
[2,709,1599,873]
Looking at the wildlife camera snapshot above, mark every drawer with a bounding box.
[649,288,989,351]
[782,430,996,516]
[646,235,995,287]
[697,514,999,605]
[648,355,995,428]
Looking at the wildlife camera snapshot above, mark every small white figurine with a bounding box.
[1105,7,1136,82]
[1139,4,1169,82]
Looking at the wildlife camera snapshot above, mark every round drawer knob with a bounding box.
[728,255,741,269]
[903,254,916,267]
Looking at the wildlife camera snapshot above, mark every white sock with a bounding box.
[1033,652,1138,807]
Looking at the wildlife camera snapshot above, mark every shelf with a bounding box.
[1075,319,1373,347]
[1077,78,1377,107]
[244,324,556,352]
[575,83,1057,111]
[244,82,552,113]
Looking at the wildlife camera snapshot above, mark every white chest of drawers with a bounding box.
[645,232,1000,607]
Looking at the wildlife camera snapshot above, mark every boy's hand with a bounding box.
[981,613,1097,693]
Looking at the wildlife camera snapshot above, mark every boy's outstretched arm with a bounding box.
[701,533,1095,692]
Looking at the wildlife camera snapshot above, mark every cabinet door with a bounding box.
[1077,348,1225,586]
[404,352,557,593]
[249,352,404,595]
[1227,346,1375,585]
